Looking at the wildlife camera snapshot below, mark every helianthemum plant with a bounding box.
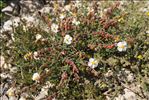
[1,1,149,100]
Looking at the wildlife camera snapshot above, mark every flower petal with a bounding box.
[89,58,94,62]
[118,47,123,52]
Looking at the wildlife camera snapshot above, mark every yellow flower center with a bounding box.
[146,12,149,16]
[66,38,69,42]
[120,44,125,49]
[8,91,14,96]
[7,89,15,96]
[137,55,143,59]
[91,61,96,65]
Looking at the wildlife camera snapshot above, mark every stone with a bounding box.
[2,5,13,12]
[19,0,43,14]
[2,2,20,16]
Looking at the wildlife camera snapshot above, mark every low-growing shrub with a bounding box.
[1,1,149,100]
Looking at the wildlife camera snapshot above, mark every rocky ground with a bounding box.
[0,0,149,100]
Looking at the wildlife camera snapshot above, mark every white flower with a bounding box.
[33,51,40,60]
[117,41,127,52]
[72,19,80,26]
[124,89,136,100]
[88,58,98,69]
[32,73,40,81]
[64,34,72,45]
[51,23,59,33]
[35,34,42,41]
[59,13,66,19]
[6,87,15,97]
